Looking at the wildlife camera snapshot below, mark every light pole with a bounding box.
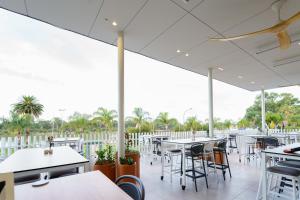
[180,108,192,132]
[58,109,66,134]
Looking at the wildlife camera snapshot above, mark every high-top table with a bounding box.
[161,137,223,190]
[258,143,300,200]
[0,146,88,178]
[15,171,132,200]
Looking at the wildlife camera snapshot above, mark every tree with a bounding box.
[155,112,177,131]
[184,117,202,131]
[12,95,44,134]
[13,96,44,118]
[242,92,300,128]
[128,108,149,132]
[93,107,117,132]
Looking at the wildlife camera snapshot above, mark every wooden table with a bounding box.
[161,137,222,190]
[0,146,88,178]
[259,143,300,200]
[14,171,132,200]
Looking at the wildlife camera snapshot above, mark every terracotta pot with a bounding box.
[94,162,116,181]
[125,151,140,177]
[117,162,136,183]
[115,151,140,177]
[213,151,226,165]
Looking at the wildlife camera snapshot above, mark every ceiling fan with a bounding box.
[210,0,300,49]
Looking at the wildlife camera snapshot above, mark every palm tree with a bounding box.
[184,117,201,131]
[128,107,149,132]
[93,107,117,132]
[12,95,44,134]
[13,96,44,118]
[155,112,176,131]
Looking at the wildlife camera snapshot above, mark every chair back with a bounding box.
[190,143,204,157]
[216,139,227,150]
[115,175,145,200]
[203,142,215,153]
[262,137,279,149]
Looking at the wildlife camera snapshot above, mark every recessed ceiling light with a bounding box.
[176,49,181,53]
[217,67,224,71]
[112,21,118,26]
[185,53,189,57]
[251,81,255,84]
[298,42,300,45]
[238,75,243,79]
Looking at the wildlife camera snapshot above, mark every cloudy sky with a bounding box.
[0,9,299,122]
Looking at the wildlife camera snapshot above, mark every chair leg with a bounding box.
[224,150,232,178]
[202,158,208,189]
[170,154,173,183]
[191,157,197,192]
[292,178,296,200]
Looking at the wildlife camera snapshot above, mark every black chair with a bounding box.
[228,134,238,153]
[208,139,232,180]
[115,175,145,200]
[261,137,279,149]
[181,143,208,192]
[14,174,41,185]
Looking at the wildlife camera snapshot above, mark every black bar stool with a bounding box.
[181,143,208,192]
[208,139,232,180]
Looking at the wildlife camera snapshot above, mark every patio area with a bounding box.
[0,0,300,199]
[141,152,259,200]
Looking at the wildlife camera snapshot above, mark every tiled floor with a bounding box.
[140,153,260,200]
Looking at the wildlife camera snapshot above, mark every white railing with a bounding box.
[1,129,297,160]
[0,131,207,160]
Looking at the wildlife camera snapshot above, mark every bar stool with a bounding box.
[228,134,238,154]
[266,166,300,200]
[182,143,208,192]
[208,140,231,180]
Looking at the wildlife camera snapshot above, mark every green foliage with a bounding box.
[155,112,178,130]
[119,157,134,165]
[95,144,115,165]
[13,96,44,118]
[242,92,300,128]
[92,107,117,132]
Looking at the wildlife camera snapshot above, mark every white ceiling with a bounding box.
[1,0,300,91]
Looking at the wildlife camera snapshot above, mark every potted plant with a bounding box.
[94,144,116,181]
[124,132,140,177]
[117,157,136,183]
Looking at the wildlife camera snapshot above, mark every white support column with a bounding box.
[208,68,214,137]
[117,31,125,158]
[261,89,266,134]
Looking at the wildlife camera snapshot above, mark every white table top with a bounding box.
[0,146,88,174]
[53,137,80,143]
[163,137,222,145]
[263,143,300,156]
[15,171,132,200]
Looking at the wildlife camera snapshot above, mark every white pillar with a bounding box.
[117,31,125,158]
[208,68,214,137]
[261,89,266,134]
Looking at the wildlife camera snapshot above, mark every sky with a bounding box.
[0,9,299,123]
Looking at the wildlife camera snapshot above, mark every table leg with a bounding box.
[262,152,267,200]
[161,142,164,181]
[181,144,186,190]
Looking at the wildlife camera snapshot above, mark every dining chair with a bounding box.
[115,175,145,200]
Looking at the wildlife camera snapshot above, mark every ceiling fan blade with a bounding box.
[286,11,300,25]
[210,26,275,41]
[277,31,291,49]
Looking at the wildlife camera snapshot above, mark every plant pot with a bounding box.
[213,151,226,165]
[94,162,116,181]
[115,151,140,177]
[125,151,140,177]
[117,162,136,183]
